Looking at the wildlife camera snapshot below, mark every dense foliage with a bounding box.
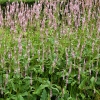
[0,0,100,100]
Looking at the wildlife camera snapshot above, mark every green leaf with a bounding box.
[90,77,95,87]
[67,97,73,100]
[22,92,28,96]
[47,93,51,100]
[18,94,24,100]
[28,94,37,100]
[96,78,100,85]
[9,79,16,92]
[40,89,47,100]
[58,98,64,100]
[33,84,49,95]
[79,78,87,90]
[10,95,17,100]
[24,76,31,80]
[71,81,77,86]
[80,93,85,99]
[94,89,100,95]
[6,98,11,100]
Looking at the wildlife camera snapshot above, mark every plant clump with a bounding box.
[0,0,100,100]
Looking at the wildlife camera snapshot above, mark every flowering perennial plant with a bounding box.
[0,0,100,100]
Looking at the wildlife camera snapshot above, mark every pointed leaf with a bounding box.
[40,89,47,100]
[33,84,49,95]
[18,95,24,100]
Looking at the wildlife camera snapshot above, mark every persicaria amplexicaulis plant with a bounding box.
[0,0,100,100]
